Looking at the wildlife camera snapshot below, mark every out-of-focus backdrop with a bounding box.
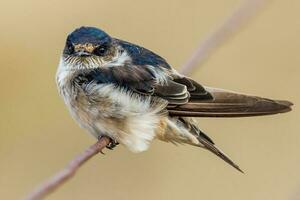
[0,0,299,199]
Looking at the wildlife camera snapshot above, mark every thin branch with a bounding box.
[23,1,268,200]
[179,0,267,75]
[23,137,110,200]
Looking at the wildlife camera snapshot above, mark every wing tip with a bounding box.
[168,97,293,117]
[257,98,293,114]
[277,100,294,107]
[275,100,293,113]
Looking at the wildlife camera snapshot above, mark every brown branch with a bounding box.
[23,137,110,200]
[179,0,267,75]
[23,1,269,200]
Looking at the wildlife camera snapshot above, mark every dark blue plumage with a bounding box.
[66,26,171,70]
[117,39,171,69]
[67,26,112,45]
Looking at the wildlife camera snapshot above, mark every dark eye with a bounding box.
[65,40,74,55]
[93,45,108,56]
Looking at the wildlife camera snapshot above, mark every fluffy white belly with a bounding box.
[62,83,167,152]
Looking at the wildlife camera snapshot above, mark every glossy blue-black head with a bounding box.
[64,26,113,57]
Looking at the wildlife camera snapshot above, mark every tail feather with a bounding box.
[179,117,243,173]
[198,137,244,173]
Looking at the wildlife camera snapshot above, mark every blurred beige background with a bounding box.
[0,0,299,199]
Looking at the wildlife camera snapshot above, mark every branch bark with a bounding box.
[23,137,110,200]
[23,1,267,200]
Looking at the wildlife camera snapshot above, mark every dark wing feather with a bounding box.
[155,80,190,105]
[168,86,293,117]
[149,77,213,106]
[74,64,156,95]
[173,77,213,100]
[117,39,172,69]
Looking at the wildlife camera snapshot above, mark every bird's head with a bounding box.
[61,26,125,70]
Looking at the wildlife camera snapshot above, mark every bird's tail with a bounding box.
[184,118,243,173]
[162,117,243,173]
[196,134,244,173]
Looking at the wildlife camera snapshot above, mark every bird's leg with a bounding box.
[106,139,119,150]
[98,135,119,150]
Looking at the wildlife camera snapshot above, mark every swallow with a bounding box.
[56,26,293,173]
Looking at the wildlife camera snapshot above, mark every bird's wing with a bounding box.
[75,39,292,117]
[76,64,292,118]
[75,64,156,94]
[114,39,213,101]
[116,39,172,70]
[168,85,293,117]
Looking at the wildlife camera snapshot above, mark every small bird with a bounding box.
[56,26,293,173]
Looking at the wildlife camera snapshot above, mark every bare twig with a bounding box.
[179,0,267,75]
[23,1,268,200]
[23,137,110,200]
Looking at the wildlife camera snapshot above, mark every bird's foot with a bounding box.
[106,139,119,150]
[98,136,119,150]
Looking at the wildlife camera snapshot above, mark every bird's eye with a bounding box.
[65,40,74,55]
[93,45,108,56]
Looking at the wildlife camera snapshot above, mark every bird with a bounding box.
[56,26,293,173]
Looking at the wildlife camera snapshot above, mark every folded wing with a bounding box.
[168,85,293,117]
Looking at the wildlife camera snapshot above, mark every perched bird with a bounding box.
[56,26,293,173]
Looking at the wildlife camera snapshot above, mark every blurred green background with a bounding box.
[0,0,299,199]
